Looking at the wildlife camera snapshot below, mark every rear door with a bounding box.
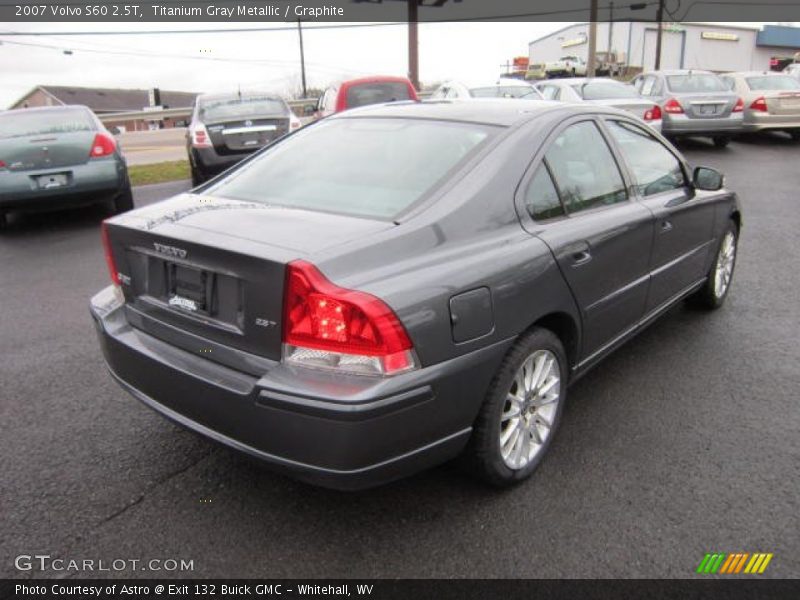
[602,117,716,311]
[529,118,654,359]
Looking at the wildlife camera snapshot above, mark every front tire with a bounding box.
[465,328,567,487]
[689,221,738,309]
[713,136,730,148]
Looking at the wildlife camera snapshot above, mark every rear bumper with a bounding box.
[662,113,743,136]
[190,147,252,177]
[90,286,510,489]
[741,111,800,132]
[0,157,126,210]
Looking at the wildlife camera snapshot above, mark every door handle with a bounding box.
[660,220,673,233]
[571,250,592,266]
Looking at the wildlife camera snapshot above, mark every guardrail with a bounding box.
[98,98,321,124]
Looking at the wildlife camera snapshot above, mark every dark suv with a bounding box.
[186,92,301,185]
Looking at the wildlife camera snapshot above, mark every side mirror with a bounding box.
[693,166,725,191]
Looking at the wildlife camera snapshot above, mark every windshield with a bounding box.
[577,81,640,100]
[0,108,94,139]
[470,85,539,98]
[199,97,287,122]
[666,74,728,93]
[745,75,800,91]
[345,82,412,109]
[207,118,494,219]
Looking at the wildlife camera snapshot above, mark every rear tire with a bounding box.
[190,163,205,187]
[688,221,738,310]
[789,130,800,141]
[712,136,730,148]
[464,328,568,487]
[113,183,134,214]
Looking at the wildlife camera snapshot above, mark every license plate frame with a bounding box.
[36,173,69,189]
[698,104,718,116]
[168,263,211,314]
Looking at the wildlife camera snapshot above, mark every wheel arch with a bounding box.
[525,311,580,375]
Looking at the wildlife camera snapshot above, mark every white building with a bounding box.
[528,23,800,73]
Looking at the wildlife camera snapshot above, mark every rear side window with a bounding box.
[545,121,627,214]
[579,81,640,100]
[525,164,565,221]
[0,108,94,139]
[345,82,411,109]
[208,118,494,219]
[538,86,560,100]
[607,120,685,196]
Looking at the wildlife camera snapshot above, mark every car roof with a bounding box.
[328,98,615,127]
[543,77,625,86]
[3,104,92,115]
[726,71,791,77]
[339,75,412,87]
[444,78,535,89]
[649,69,715,76]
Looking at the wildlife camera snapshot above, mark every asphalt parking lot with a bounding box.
[2,134,799,579]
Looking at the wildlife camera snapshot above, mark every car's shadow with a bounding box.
[0,204,110,239]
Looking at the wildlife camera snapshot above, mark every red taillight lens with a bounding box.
[644,104,662,121]
[191,124,212,148]
[750,96,768,112]
[90,132,116,158]
[664,98,684,114]
[282,260,416,376]
[0,160,6,169]
[732,97,744,113]
[101,222,120,286]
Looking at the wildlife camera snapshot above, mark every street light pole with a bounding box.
[654,0,665,70]
[297,19,307,98]
[587,0,598,77]
[408,0,419,90]
[607,2,614,53]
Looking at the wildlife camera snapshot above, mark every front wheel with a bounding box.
[689,221,738,309]
[713,136,730,148]
[465,328,567,487]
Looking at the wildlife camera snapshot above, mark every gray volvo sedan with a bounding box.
[90,100,741,489]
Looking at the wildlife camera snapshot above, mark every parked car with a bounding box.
[316,75,419,118]
[0,105,132,229]
[631,70,743,146]
[719,72,800,139]
[187,92,301,185]
[784,63,800,82]
[91,100,740,490]
[535,78,662,131]
[542,56,587,78]
[430,78,544,100]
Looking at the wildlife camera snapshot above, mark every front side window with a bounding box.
[524,163,565,221]
[538,86,560,101]
[545,121,627,214]
[607,120,686,197]
[208,118,495,219]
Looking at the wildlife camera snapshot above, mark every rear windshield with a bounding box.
[745,75,800,91]
[207,118,494,219]
[345,82,411,109]
[470,85,539,98]
[666,74,728,93]
[199,97,287,122]
[0,108,94,139]
[577,81,640,100]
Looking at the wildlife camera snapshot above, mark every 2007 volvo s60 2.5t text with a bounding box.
[90,100,741,489]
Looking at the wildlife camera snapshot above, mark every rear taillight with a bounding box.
[644,104,662,121]
[190,124,212,148]
[101,222,120,286]
[750,96,768,112]
[732,97,744,113]
[90,133,116,158]
[664,98,684,114]
[282,260,417,376]
[0,160,6,169]
[289,113,302,130]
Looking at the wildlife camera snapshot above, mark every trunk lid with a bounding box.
[206,117,289,155]
[765,91,800,115]
[0,131,96,171]
[587,98,658,119]
[105,195,392,363]
[677,92,738,119]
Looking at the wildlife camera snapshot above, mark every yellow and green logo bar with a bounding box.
[696,553,774,574]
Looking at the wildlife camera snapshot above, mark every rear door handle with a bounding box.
[571,250,592,266]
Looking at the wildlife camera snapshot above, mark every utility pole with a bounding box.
[654,0,665,70]
[607,2,614,53]
[587,0,598,77]
[408,0,419,90]
[297,19,307,98]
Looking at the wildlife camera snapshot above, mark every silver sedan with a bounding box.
[721,71,800,139]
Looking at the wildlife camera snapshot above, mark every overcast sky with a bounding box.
[0,21,571,107]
